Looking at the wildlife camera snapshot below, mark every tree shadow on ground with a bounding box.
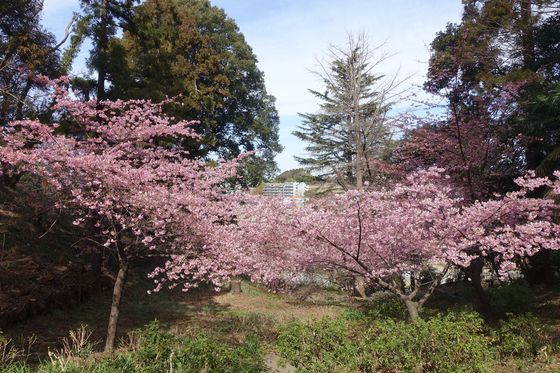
[4,265,231,360]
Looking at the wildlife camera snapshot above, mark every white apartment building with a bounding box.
[263,182,309,197]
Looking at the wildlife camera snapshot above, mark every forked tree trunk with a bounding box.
[104,260,129,352]
[404,299,419,322]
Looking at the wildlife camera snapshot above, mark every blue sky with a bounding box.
[42,0,462,172]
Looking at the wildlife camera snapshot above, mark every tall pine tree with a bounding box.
[294,34,397,189]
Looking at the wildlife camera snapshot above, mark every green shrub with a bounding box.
[277,312,492,373]
[356,311,491,372]
[494,313,552,359]
[31,320,264,373]
[128,320,264,373]
[487,281,536,314]
[362,295,408,320]
[341,308,366,321]
[174,334,263,373]
[341,295,408,322]
[276,317,355,372]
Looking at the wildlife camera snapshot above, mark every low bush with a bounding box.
[109,320,265,373]
[487,281,536,315]
[5,321,265,373]
[355,312,491,372]
[277,311,493,372]
[277,317,354,372]
[493,313,553,359]
[363,295,408,321]
[341,294,408,322]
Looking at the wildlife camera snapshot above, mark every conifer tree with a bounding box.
[294,34,400,189]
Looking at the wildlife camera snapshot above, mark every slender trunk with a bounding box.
[355,140,363,189]
[15,79,32,120]
[404,299,419,322]
[104,259,128,352]
[520,0,535,71]
[97,66,106,101]
[230,279,241,294]
[353,97,363,189]
[1,93,11,123]
[96,0,109,101]
[354,275,367,298]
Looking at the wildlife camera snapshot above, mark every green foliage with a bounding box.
[342,296,408,321]
[494,313,553,359]
[104,0,281,185]
[0,0,61,122]
[5,321,264,373]
[364,295,409,320]
[277,317,354,372]
[120,320,265,373]
[487,281,536,315]
[277,312,493,373]
[2,363,31,373]
[341,308,366,321]
[293,33,394,186]
[355,312,491,372]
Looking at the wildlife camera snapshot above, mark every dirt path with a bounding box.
[265,352,296,373]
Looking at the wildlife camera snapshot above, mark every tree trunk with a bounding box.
[404,299,419,322]
[104,260,128,352]
[96,0,109,101]
[230,279,241,294]
[15,79,32,120]
[465,258,494,318]
[354,275,367,298]
[520,0,535,71]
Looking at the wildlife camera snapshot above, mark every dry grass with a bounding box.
[214,290,343,322]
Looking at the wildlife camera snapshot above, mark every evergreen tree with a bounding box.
[103,0,282,184]
[68,0,137,100]
[0,0,61,123]
[294,34,397,189]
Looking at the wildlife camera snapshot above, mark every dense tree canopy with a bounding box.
[103,0,282,184]
[0,0,61,123]
[0,77,245,351]
[401,0,560,198]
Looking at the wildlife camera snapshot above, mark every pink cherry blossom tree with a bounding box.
[397,82,525,202]
[0,77,244,351]
[213,168,560,321]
